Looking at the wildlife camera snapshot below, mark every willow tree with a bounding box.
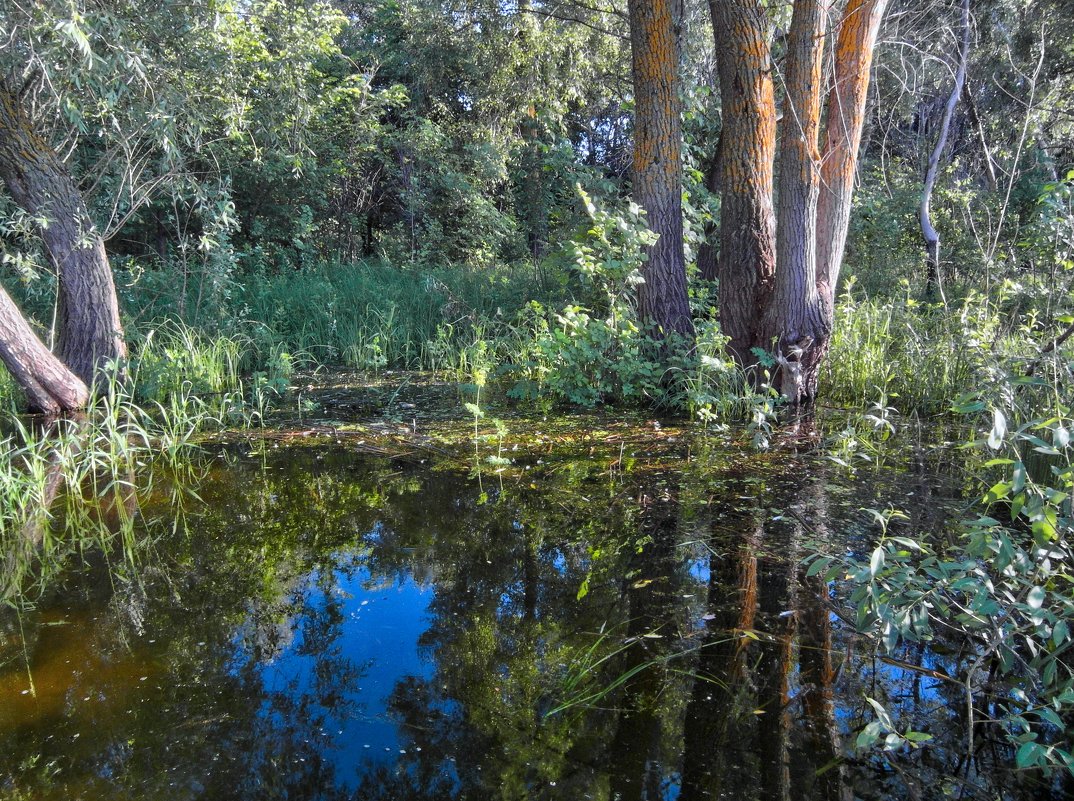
[628,0,694,340]
[0,84,126,396]
[712,0,889,404]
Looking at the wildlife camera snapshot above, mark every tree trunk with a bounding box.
[628,0,694,340]
[816,0,891,295]
[0,86,125,387]
[0,285,89,413]
[710,0,777,366]
[762,0,832,402]
[707,0,889,405]
[920,0,970,304]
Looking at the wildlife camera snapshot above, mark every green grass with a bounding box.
[0,380,214,609]
[240,260,546,371]
[824,288,1017,414]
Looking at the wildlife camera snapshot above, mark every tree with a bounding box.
[919,0,971,303]
[0,83,126,392]
[628,0,694,340]
[0,285,88,414]
[711,0,890,404]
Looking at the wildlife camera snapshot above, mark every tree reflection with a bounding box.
[1,440,1060,800]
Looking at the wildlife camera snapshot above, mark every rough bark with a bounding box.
[0,86,125,387]
[0,285,89,413]
[629,0,694,340]
[707,0,888,405]
[710,0,777,365]
[816,0,890,294]
[763,0,832,401]
[920,0,970,304]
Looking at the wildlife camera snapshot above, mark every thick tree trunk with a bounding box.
[710,0,776,366]
[0,86,125,387]
[628,0,694,340]
[0,285,89,413]
[920,0,970,304]
[709,0,888,406]
[763,0,832,402]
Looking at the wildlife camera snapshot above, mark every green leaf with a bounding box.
[1012,462,1027,494]
[984,482,1012,503]
[987,408,1007,450]
[807,557,833,578]
[1053,619,1069,647]
[866,697,895,731]
[856,720,882,750]
[1016,741,1041,769]
[576,574,591,601]
[1027,586,1046,610]
[869,547,885,577]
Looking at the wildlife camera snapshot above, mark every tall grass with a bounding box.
[240,260,545,371]
[824,287,1014,414]
[0,381,215,609]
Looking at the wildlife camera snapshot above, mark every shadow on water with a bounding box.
[0,413,1066,800]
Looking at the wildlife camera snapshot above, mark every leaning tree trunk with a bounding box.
[920,0,970,304]
[628,0,694,341]
[762,0,831,402]
[0,85,125,388]
[0,285,89,413]
[710,0,777,366]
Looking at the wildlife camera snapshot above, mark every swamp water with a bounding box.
[0,378,1064,800]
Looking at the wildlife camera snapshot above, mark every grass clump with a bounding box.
[0,381,214,609]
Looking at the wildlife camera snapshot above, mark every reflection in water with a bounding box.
[0,438,1061,800]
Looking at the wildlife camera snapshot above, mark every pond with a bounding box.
[0,376,1067,800]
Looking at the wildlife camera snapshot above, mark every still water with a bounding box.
[0,406,1064,800]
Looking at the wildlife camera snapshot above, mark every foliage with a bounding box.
[506,188,665,406]
[808,337,1074,775]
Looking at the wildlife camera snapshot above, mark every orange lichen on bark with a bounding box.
[817,0,889,291]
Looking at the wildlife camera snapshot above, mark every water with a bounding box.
[0,398,1065,800]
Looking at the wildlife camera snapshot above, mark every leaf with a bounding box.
[903,730,932,743]
[888,536,922,551]
[1012,462,1027,494]
[866,697,895,731]
[1053,619,1070,647]
[869,547,885,577]
[806,557,833,578]
[576,574,591,601]
[1016,741,1041,769]
[1027,586,1046,610]
[988,408,1007,450]
[983,481,1012,503]
[856,720,883,750]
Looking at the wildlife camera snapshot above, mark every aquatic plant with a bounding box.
[0,369,246,611]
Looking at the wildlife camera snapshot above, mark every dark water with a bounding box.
[0,415,1063,800]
